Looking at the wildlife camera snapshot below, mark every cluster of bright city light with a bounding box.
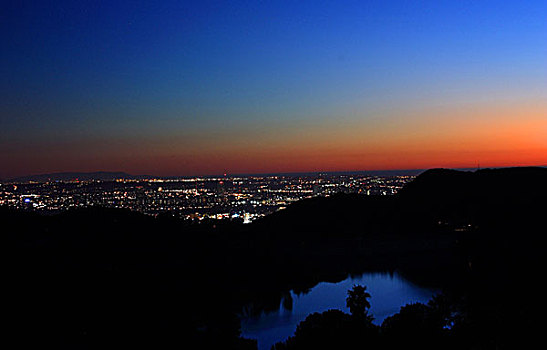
[0,175,415,223]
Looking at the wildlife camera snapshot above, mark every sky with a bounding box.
[1,0,546,178]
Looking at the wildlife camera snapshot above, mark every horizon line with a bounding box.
[4,165,547,183]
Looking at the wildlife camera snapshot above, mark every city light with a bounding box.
[0,174,414,223]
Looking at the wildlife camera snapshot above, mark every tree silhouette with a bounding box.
[346,285,373,322]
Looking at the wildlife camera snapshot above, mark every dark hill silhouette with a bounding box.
[251,166,547,244]
[399,166,547,200]
[4,167,546,349]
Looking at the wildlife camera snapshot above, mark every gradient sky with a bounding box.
[1,0,546,178]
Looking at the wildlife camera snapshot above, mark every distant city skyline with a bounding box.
[2,1,546,178]
[4,168,425,182]
[5,165,547,183]
[1,172,414,222]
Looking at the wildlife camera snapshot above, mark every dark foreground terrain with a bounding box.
[4,167,546,349]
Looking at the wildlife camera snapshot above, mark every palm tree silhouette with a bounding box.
[346,285,373,322]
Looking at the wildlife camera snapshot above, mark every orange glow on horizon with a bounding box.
[3,101,546,178]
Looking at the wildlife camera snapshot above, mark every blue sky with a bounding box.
[1,0,546,177]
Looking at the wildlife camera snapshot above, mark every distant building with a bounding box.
[313,184,322,196]
[217,181,226,194]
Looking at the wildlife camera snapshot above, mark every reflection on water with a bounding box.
[240,271,437,350]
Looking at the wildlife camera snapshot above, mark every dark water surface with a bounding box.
[240,272,437,350]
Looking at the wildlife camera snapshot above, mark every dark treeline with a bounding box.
[4,167,546,349]
[273,286,457,350]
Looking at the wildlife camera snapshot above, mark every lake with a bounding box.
[240,271,437,350]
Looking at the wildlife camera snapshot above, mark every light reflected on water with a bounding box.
[241,271,437,350]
